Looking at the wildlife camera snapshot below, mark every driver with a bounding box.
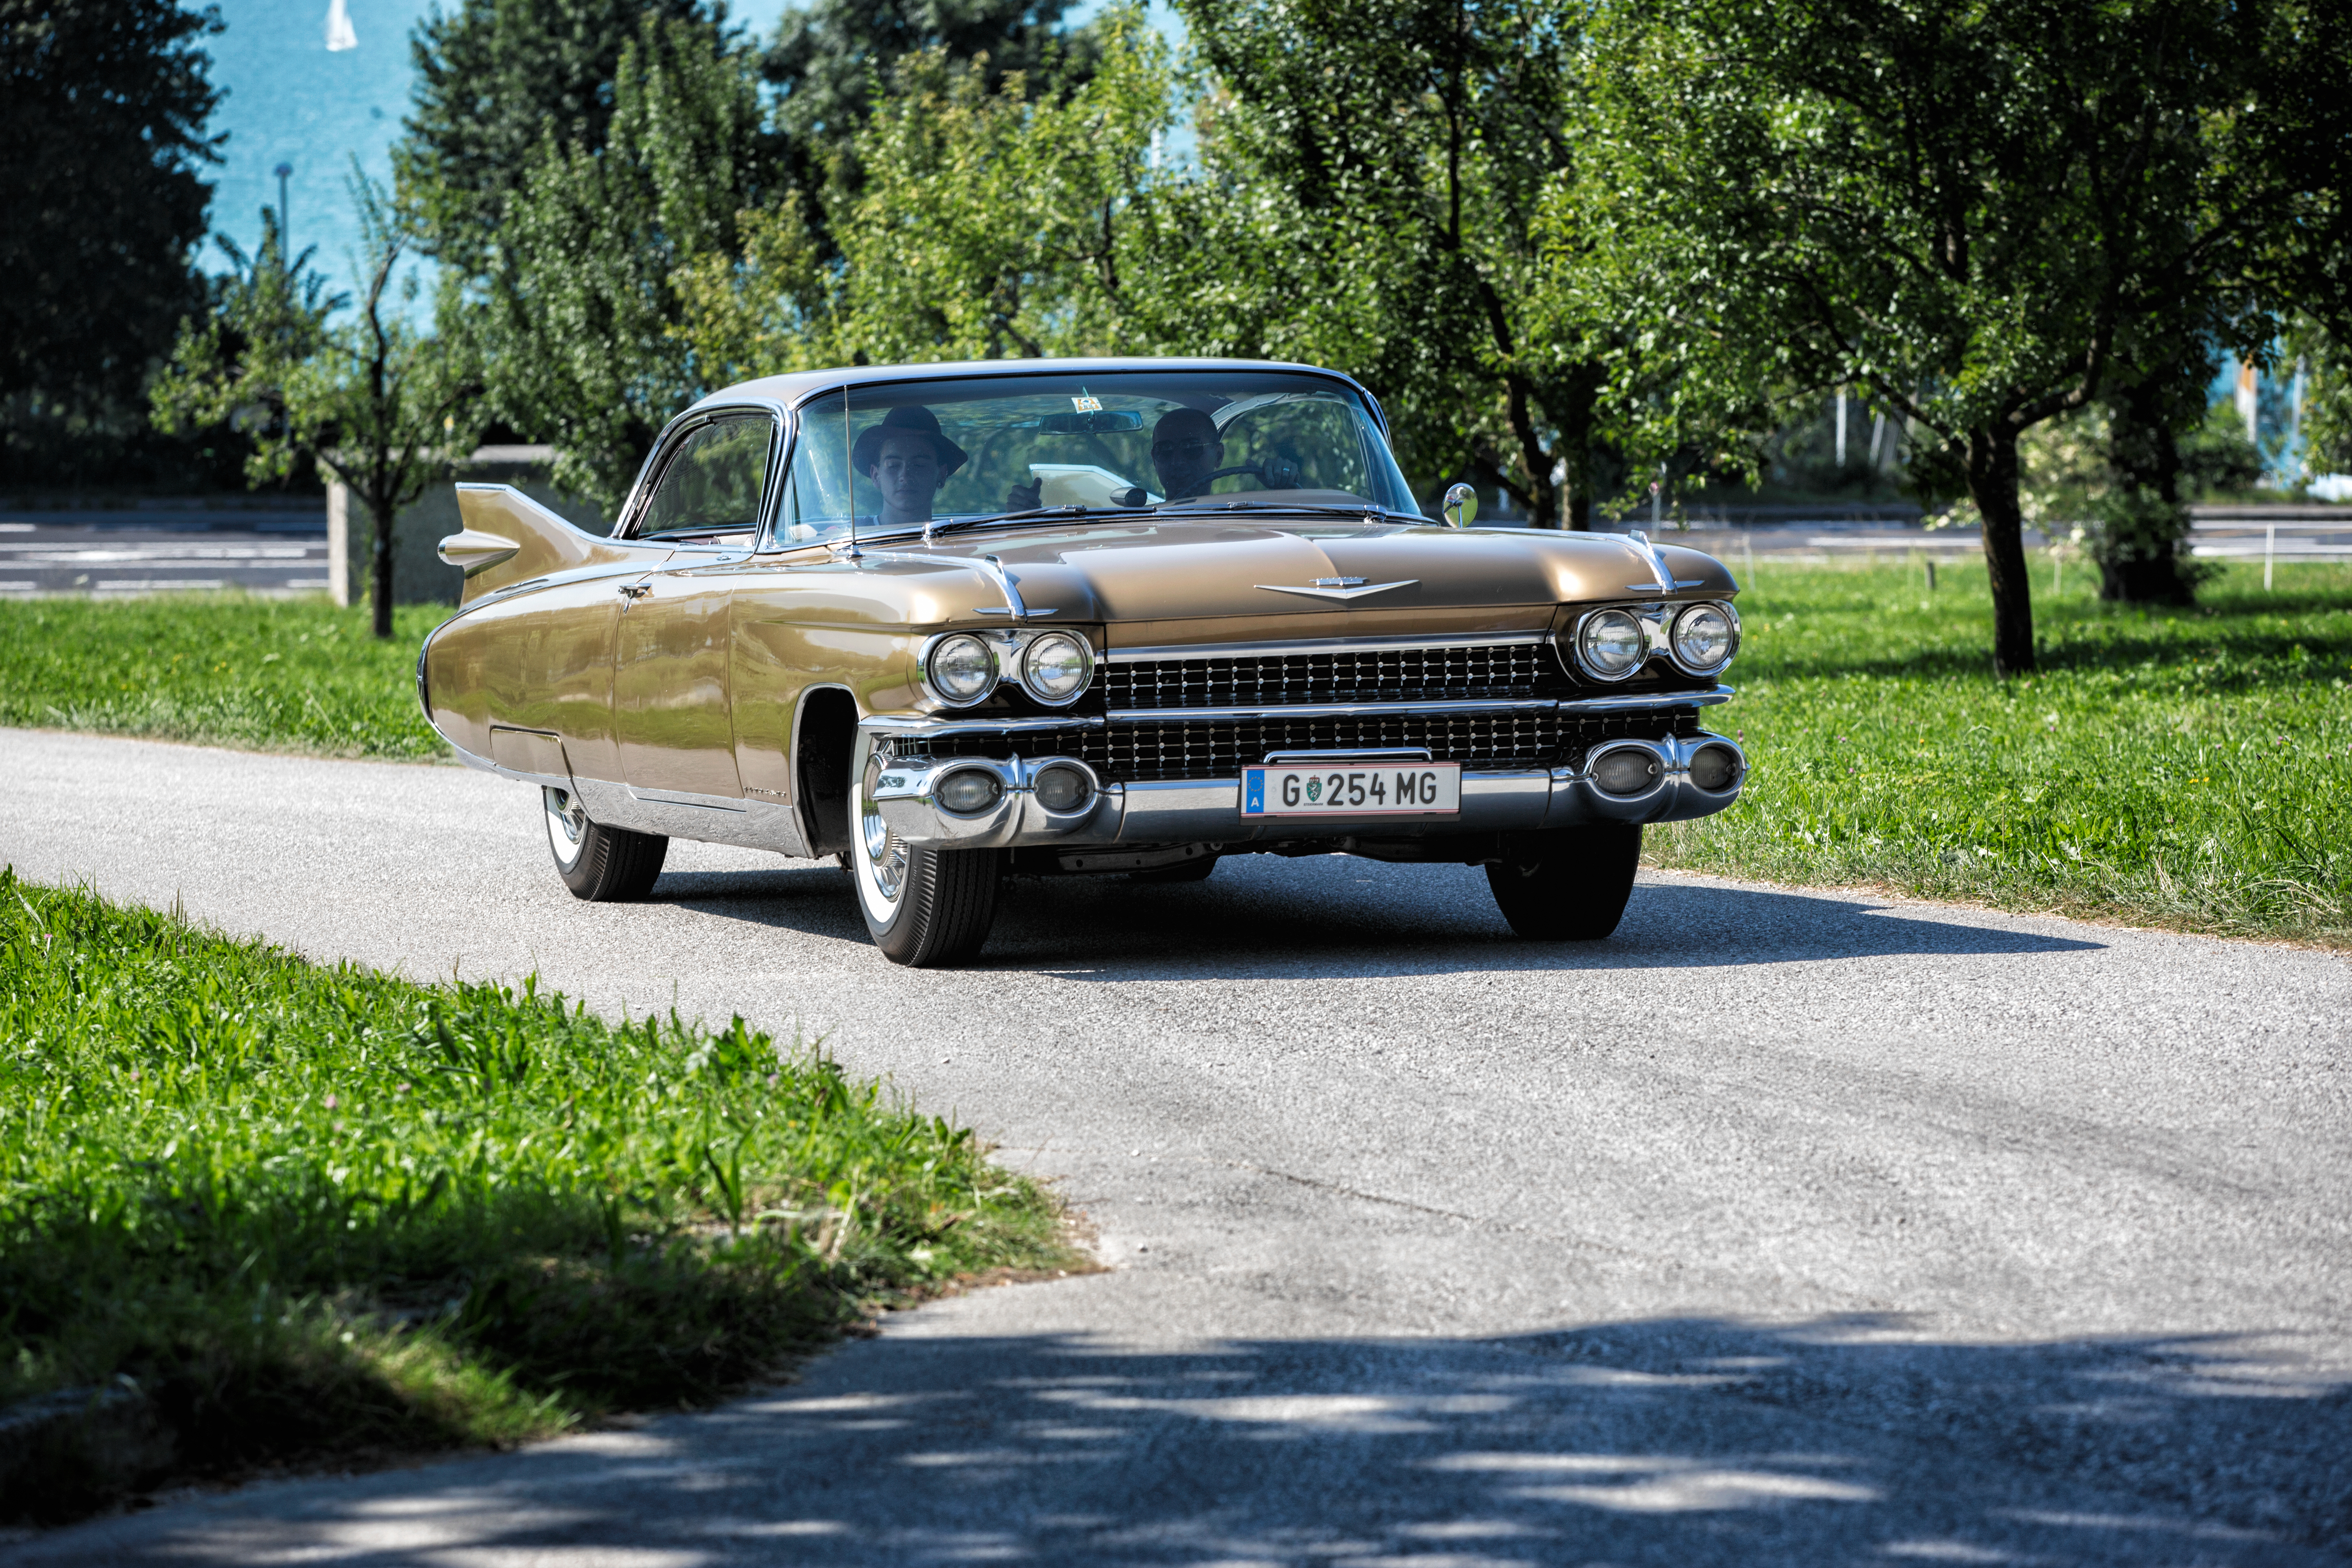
[1149,407,1226,500]
[852,405,967,529]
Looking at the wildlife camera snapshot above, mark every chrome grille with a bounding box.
[1103,641,1548,710]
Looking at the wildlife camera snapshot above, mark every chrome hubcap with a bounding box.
[544,786,588,867]
[861,799,906,903]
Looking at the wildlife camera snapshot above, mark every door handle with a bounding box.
[618,584,650,600]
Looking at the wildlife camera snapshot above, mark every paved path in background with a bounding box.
[5,728,2349,1566]
[0,510,329,597]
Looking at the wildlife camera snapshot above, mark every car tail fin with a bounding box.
[443,485,641,604]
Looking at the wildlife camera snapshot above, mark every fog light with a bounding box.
[1033,764,1093,813]
[1592,747,1661,796]
[935,768,1004,814]
[1689,744,1739,791]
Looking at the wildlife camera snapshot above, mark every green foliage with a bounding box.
[2292,320,2352,480]
[398,0,720,272]
[152,176,484,636]
[764,0,1105,192]
[0,871,1071,1519]
[0,596,449,758]
[0,0,220,414]
[676,8,1172,379]
[468,12,776,506]
[1649,559,2352,945]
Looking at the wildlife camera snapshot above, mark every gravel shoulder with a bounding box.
[5,727,2348,1565]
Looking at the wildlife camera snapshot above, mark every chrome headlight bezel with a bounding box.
[1018,630,1096,707]
[1573,608,1649,682]
[922,632,1000,707]
[1669,601,1741,677]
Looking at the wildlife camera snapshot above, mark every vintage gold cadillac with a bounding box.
[419,360,1747,965]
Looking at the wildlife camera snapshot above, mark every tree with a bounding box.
[463,11,775,506]
[677,11,1172,378]
[155,176,484,638]
[1577,0,2327,674]
[398,0,718,274]
[1,0,220,422]
[763,0,1102,207]
[1175,0,1594,524]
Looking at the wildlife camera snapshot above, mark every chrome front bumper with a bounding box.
[860,728,1747,851]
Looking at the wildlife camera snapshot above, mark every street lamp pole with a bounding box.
[273,162,293,252]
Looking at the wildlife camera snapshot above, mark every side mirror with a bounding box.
[1441,483,1478,528]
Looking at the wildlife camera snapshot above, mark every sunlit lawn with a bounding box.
[1650,557,2352,946]
[4,560,2346,945]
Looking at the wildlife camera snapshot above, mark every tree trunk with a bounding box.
[2100,373,2195,606]
[369,495,396,639]
[1965,426,2036,676]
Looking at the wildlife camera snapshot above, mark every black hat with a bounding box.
[851,405,969,476]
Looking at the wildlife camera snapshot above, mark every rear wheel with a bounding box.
[1486,824,1641,940]
[849,753,1000,966]
[544,786,668,901]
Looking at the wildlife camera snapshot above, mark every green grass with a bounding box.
[0,595,446,758]
[1649,558,2352,946]
[0,871,1076,1521]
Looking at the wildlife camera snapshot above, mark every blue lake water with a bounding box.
[199,0,1175,314]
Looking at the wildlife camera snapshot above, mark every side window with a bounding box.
[635,414,773,539]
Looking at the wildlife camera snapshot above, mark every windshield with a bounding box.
[772,370,1417,546]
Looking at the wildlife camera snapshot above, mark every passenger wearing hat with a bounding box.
[853,405,970,530]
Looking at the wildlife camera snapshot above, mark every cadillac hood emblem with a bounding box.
[1254,577,1418,601]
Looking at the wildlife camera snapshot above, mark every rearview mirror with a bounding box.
[1037,410,1145,434]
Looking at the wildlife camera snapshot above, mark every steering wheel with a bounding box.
[1199,458,1302,490]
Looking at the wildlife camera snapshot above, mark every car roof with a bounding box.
[684,357,1375,416]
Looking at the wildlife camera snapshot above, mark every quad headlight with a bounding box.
[1575,609,1648,681]
[1670,602,1740,675]
[925,633,998,705]
[1020,630,1094,705]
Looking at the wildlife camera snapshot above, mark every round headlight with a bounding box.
[935,768,1004,814]
[1671,603,1739,673]
[1032,764,1093,813]
[1689,744,1740,792]
[1577,609,1647,679]
[1592,746,1662,796]
[926,634,997,704]
[1020,631,1094,704]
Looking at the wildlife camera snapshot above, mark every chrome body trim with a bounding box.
[1544,733,1748,827]
[446,737,570,791]
[570,776,813,855]
[1103,630,1549,662]
[1261,746,1434,765]
[1559,684,1734,713]
[867,733,1746,850]
[862,713,1107,740]
[1621,529,1707,594]
[1107,697,1559,723]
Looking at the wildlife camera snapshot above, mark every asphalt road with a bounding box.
[0,510,330,597]
[6,728,2350,1566]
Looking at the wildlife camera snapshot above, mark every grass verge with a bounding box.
[0,870,1077,1523]
[1648,558,2352,946]
[0,595,446,759]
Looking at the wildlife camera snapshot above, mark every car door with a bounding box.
[612,410,777,803]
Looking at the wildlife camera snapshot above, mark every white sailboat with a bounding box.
[325,0,356,51]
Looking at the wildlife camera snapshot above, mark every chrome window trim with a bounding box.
[1104,630,1549,663]
[615,400,791,543]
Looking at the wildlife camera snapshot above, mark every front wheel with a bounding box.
[849,751,1000,966]
[1486,824,1641,940]
[544,786,667,901]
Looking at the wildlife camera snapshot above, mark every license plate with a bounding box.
[1241,762,1461,817]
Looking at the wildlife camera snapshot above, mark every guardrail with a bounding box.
[2187,521,2352,589]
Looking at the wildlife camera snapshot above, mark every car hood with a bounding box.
[877,517,1735,634]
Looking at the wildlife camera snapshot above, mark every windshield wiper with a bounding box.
[921,503,1162,537]
[1158,501,1427,523]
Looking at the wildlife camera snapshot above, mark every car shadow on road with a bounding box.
[651,856,2104,977]
[44,1316,2347,1566]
